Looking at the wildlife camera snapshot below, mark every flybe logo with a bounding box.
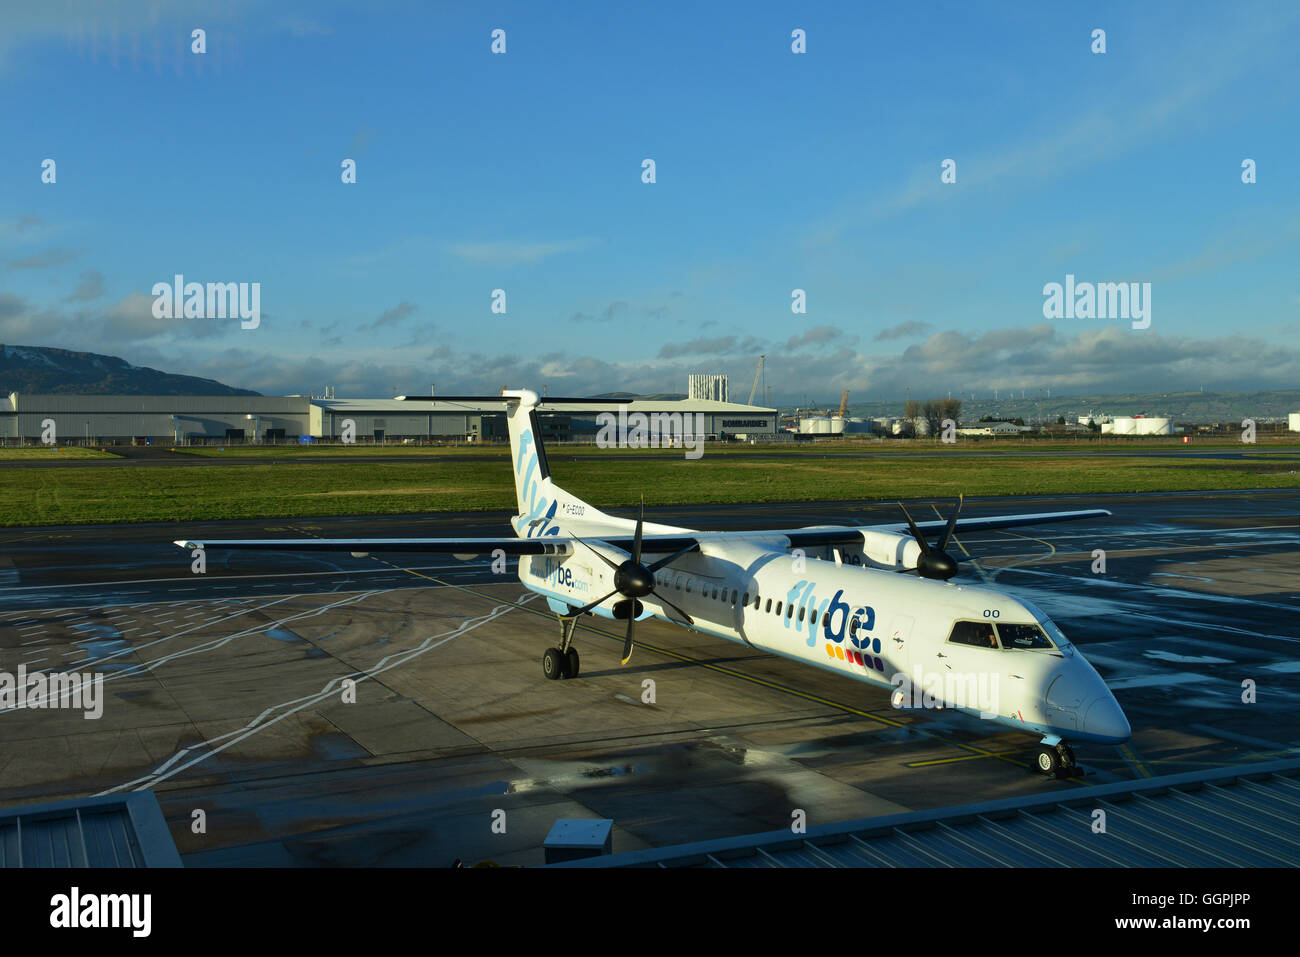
[783,583,884,672]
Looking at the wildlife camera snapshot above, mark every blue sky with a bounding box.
[1,0,1297,403]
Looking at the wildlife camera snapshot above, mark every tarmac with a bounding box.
[0,489,1296,865]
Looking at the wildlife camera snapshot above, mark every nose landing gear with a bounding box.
[1034,741,1077,776]
[543,614,582,680]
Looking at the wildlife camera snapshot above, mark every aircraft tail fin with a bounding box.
[503,389,603,533]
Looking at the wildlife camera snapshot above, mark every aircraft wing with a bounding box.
[173,509,1108,557]
[173,537,577,556]
[680,508,1113,547]
[878,508,1111,535]
[171,534,702,556]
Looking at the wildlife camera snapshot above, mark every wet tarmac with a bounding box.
[0,489,1295,865]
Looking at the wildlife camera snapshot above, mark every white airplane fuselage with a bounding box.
[516,514,1129,747]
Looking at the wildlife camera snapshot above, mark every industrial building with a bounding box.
[0,392,777,445]
[1099,414,1173,436]
[687,373,729,403]
[957,420,1026,437]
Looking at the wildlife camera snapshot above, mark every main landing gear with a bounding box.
[543,614,582,680]
[1034,739,1077,776]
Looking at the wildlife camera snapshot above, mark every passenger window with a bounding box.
[765,599,772,613]
[731,589,738,604]
[849,617,859,637]
[822,612,830,627]
[948,620,999,649]
[785,604,793,619]
[798,606,806,622]
[743,592,749,605]
[775,601,782,615]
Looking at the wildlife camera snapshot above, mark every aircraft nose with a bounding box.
[1082,694,1131,743]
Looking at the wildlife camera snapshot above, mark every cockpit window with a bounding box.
[995,623,1054,650]
[947,620,999,649]
[1011,600,1075,656]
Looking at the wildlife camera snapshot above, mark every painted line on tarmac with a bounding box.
[99,594,533,795]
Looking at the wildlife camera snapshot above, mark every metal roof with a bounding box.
[6,394,307,414]
[387,396,776,414]
[0,791,182,868]
[546,756,1300,868]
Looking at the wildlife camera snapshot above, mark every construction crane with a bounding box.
[837,389,850,418]
[747,355,765,406]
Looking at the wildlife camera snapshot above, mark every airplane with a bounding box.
[174,388,1130,775]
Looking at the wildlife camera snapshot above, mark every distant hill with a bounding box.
[587,392,689,402]
[0,345,260,397]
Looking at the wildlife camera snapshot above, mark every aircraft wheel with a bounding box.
[1059,744,1076,768]
[1035,746,1060,774]
[542,648,564,680]
[565,648,580,678]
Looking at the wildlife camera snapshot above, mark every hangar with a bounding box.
[0,392,777,445]
[0,393,312,445]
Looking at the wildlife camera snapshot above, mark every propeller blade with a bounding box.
[621,614,635,665]
[898,502,932,554]
[631,496,645,567]
[651,589,694,626]
[937,494,964,552]
[646,542,700,572]
[565,588,619,618]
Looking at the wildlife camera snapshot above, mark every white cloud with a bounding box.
[446,238,598,267]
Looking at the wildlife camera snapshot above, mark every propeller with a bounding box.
[898,494,964,580]
[567,498,696,664]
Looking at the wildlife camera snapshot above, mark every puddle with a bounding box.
[74,638,130,663]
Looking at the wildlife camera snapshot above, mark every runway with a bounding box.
[3,443,1298,468]
[0,489,1296,865]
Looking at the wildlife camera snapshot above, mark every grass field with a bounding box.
[0,447,117,460]
[0,451,1296,526]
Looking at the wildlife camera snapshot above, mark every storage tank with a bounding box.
[1135,417,1172,435]
[800,416,832,434]
[1289,412,1300,432]
[830,415,845,435]
[1111,416,1136,435]
[1100,422,1114,434]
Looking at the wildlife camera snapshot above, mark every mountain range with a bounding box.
[0,345,260,396]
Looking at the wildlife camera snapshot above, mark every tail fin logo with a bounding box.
[513,431,560,537]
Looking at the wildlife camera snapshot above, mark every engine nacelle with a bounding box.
[857,530,923,571]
